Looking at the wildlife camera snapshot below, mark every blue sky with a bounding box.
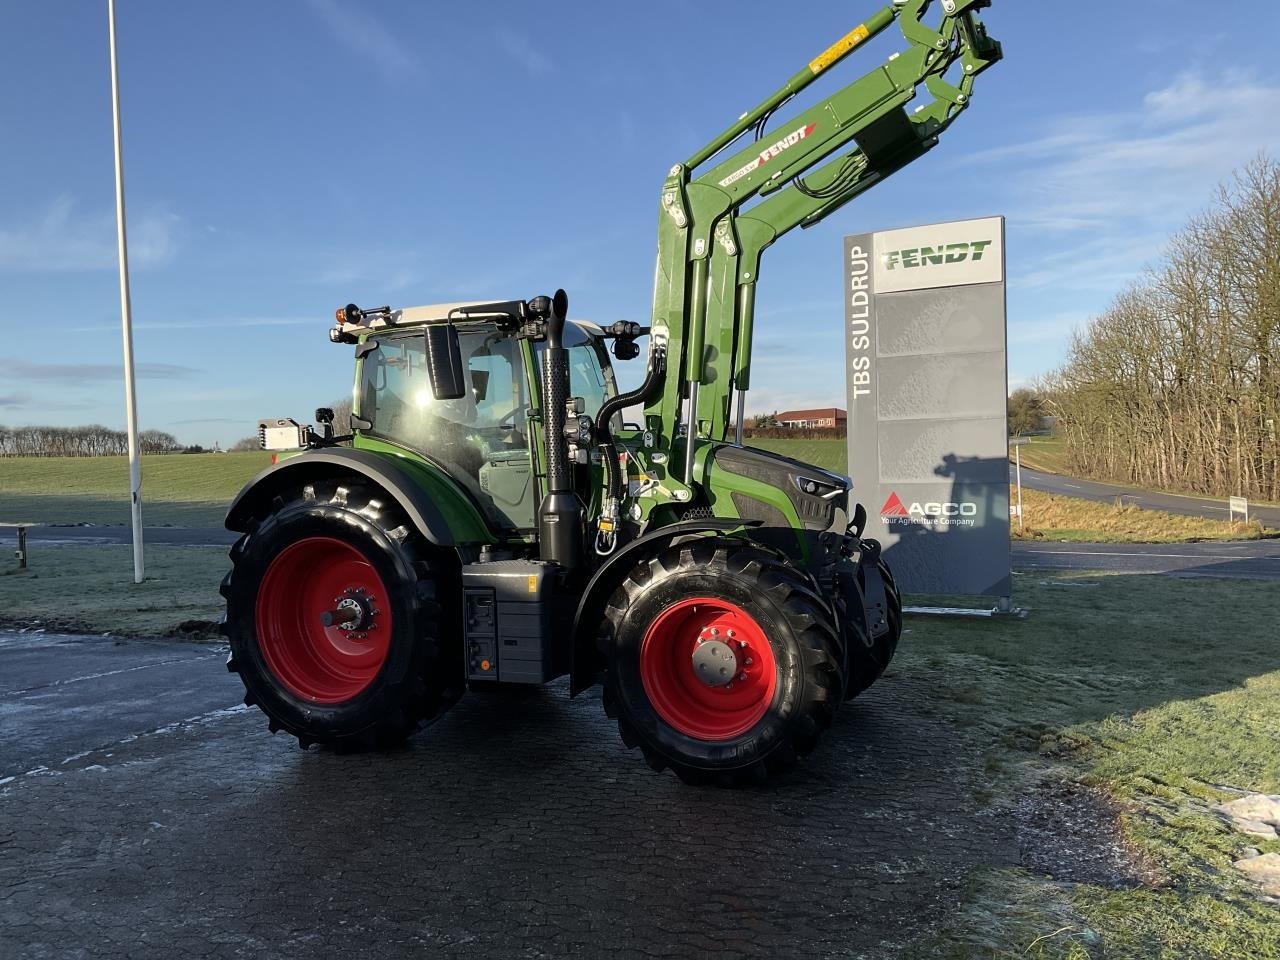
[2,1,1278,447]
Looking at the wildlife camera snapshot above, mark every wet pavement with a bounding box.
[1,630,1018,959]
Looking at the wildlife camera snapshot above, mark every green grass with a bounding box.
[750,437,848,471]
[0,543,228,639]
[0,451,271,526]
[1014,435,1069,474]
[901,571,1280,958]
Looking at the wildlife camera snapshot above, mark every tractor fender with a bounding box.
[225,448,456,546]
[569,518,760,696]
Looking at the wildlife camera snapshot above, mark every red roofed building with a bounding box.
[774,408,847,429]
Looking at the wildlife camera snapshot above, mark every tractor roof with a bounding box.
[334,300,601,339]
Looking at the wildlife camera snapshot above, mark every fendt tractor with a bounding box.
[222,0,1002,784]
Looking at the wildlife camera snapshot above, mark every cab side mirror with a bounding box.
[424,324,466,401]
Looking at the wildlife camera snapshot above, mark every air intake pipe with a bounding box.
[537,290,583,570]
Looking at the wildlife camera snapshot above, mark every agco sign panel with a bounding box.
[845,217,1010,597]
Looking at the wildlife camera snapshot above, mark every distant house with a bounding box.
[775,408,847,430]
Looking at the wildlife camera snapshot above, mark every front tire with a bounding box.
[842,557,902,699]
[222,479,459,750]
[600,538,842,785]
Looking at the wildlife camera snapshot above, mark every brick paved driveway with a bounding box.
[1,631,1017,959]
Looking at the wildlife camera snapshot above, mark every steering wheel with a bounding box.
[497,405,530,431]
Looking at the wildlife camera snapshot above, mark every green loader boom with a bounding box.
[637,0,1001,491]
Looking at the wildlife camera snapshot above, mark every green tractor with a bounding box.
[222,1,1001,784]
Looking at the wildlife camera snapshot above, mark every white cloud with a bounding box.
[306,0,418,82]
[0,196,180,273]
[977,70,1280,235]
[496,29,553,78]
[7,359,197,383]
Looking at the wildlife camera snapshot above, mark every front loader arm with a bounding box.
[643,0,1002,483]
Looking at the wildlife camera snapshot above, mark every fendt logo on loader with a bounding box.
[881,492,978,527]
[883,239,994,271]
[718,123,819,189]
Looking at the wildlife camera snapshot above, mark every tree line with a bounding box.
[0,425,183,458]
[1041,155,1280,501]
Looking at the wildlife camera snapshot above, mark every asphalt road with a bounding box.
[1012,539,1280,580]
[2,630,1026,960]
[1013,464,1280,528]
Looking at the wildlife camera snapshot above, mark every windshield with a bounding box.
[534,324,620,424]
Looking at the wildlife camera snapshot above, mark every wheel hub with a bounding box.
[691,635,741,688]
[320,588,379,640]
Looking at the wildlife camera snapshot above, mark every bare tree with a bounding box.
[1044,155,1280,500]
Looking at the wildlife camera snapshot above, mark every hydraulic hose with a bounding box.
[592,347,667,555]
[597,347,666,503]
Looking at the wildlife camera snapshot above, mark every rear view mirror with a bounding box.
[424,325,466,401]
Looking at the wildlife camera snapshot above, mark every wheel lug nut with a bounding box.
[727,629,736,638]
[744,658,753,666]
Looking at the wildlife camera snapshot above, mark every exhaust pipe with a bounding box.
[538,290,583,570]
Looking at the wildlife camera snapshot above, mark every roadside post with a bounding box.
[108,0,145,584]
[15,526,27,570]
[1010,436,1029,534]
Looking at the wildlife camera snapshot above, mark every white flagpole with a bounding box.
[108,0,145,584]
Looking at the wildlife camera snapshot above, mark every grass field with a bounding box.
[1015,488,1265,542]
[0,544,227,639]
[0,451,271,526]
[1,544,1276,955]
[1014,435,1070,474]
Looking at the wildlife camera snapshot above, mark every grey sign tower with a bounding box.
[845,217,1010,597]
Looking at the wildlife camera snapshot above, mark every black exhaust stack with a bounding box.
[537,290,582,570]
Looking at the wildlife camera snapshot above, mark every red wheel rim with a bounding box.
[255,537,393,704]
[640,597,777,741]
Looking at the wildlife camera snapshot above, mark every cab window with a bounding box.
[358,326,533,532]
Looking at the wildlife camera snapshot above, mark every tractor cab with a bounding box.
[348,303,620,537]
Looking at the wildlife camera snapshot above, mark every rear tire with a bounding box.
[600,538,842,785]
[221,479,461,750]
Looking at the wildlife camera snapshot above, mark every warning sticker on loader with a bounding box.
[810,24,871,75]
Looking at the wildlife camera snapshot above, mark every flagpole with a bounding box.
[108,0,145,584]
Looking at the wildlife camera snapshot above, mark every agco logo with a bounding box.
[883,240,994,271]
[881,492,978,526]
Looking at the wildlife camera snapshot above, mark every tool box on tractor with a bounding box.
[221,0,1002,785]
